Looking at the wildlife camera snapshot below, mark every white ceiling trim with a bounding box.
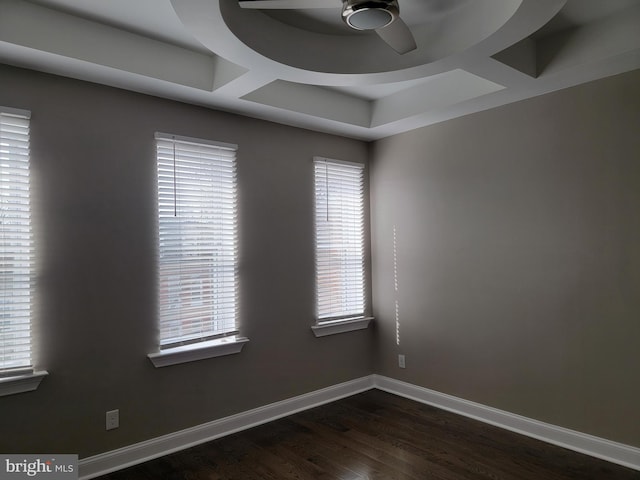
[0,0,638,140]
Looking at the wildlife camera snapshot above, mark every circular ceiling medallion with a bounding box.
[169,0,565,85]
[219,0,522,75]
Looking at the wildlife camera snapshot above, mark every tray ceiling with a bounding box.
[1,0,639,140]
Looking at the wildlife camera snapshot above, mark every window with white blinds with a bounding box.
[0,108,33,373]
[314,157,365,322]
[156,133,238,349]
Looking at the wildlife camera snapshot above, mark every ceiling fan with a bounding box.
[238,0,418,54]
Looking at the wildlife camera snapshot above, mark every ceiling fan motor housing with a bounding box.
[342,0,399,31]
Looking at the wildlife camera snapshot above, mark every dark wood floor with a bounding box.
[98,390,640,480]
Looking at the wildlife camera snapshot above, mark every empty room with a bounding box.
[0,0,639,478]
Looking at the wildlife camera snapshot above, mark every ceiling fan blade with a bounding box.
[375,17,417,54]
[239,0,337,9]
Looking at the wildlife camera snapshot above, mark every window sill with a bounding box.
[0,370,48,397]
[147,337,249,368]
[311,317,373,337]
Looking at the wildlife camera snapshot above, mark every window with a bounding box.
[0,107,46,395]
[0,108,33,373]
[312,157,371,337]
[149,133,247,368]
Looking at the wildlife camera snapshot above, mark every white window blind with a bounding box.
[314,157,365,322]
[0,108,33,373]
[156,133,238,348]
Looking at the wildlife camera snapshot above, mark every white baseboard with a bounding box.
[372,375,640,472]
[79,376,375,479]
[80,374,640,478]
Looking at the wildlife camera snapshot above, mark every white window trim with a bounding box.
[148,337,249,368]
[312,156,372,336]
[151,132,246,366]
[154,132,237,151]
[0,107,42,391]
[0,370,48,397]
[311,317,373,337]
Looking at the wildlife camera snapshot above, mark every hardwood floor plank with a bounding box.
[249,419,369,479]
[299,394,531,480]
[97,390,640,480]
[291,416,426,480]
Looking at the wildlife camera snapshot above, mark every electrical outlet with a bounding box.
[398,354,406,369]
[106,409,119,430]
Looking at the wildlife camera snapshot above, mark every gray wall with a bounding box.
[2,61,639,458]
[0,64,373,457]
[370,69,640,447]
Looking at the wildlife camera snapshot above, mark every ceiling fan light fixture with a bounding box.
[342,0,399,31]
